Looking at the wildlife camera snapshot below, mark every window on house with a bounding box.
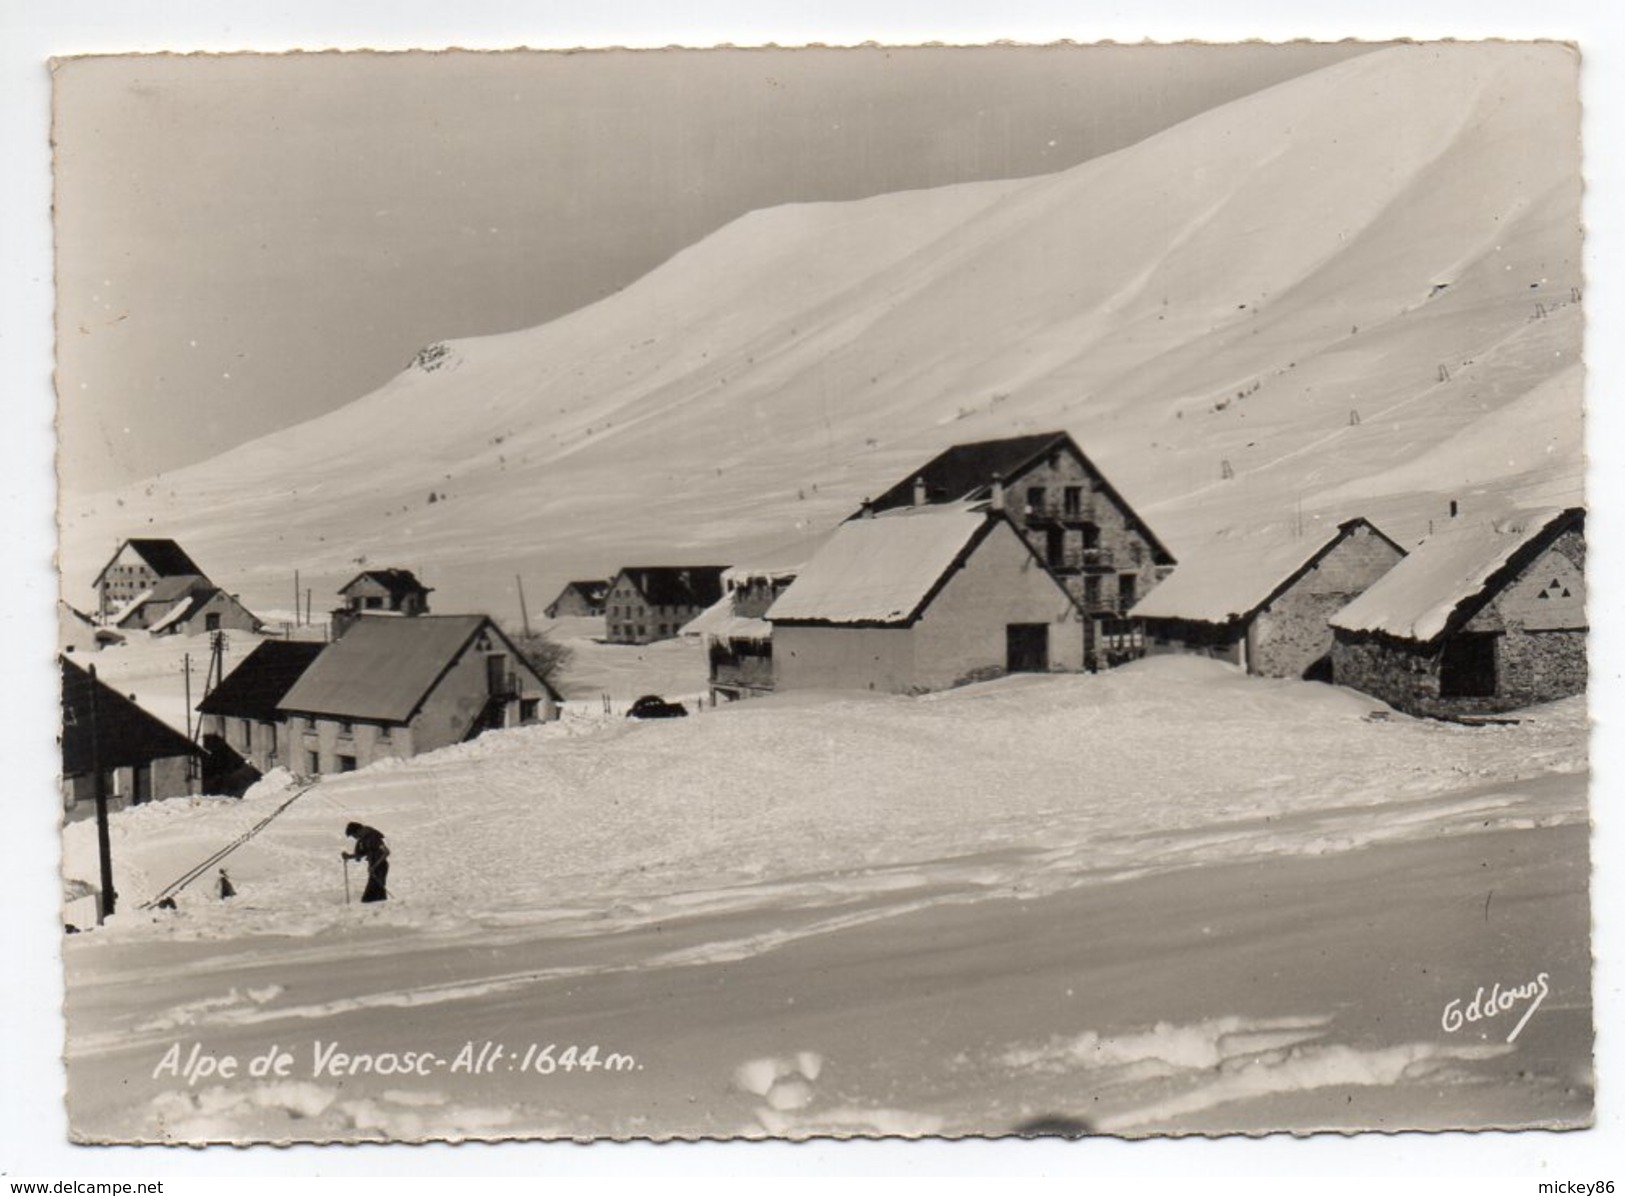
[1081,523,1101,551]
[378,724,392,742]
[520,698,540,723]
[338,719,354,737]
[1063,486,1083,516]
[1046,527,1065,569]
[1118,573,1138,609]
[205,613,221,632]
[239,718,253,745]
[1084,575,1103,611]
[1026,486,1046,514]
[306,750,320,774]
[337,755,358,773]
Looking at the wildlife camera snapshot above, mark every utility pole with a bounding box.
[294,569,301,626]
[516,575,532,637]
[87,665,116,922]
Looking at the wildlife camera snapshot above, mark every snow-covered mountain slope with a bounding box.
[59,42,1583,616]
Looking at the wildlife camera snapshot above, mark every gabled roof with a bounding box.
[197,640,327,720]
[277,615,557,723]
[338,568,433,602]
[859,430,1176,565]
[1330,508,1584,643]
[560,579,610,601]
[94,538,204,586]
[114,575,213,628]
[768,506,1053,627]
[614,566,728,609]
[867,432,1069,512]
[141,574,210,605]
[1131,518,1404,624]
[60,656,201,776]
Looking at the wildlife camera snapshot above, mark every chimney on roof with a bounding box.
[913,476,927,507]
[990,473,1006,513]
[860,497,875,519]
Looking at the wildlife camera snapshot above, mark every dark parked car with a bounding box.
[627,694,688,719]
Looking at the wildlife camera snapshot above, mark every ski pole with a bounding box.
[342,854,351,905]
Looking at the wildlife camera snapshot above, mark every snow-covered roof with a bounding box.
[766,505,992,626]
[682,604,774,642]
[1330,508,1582,642]
[108,588,155,627]
[1131,519,1396,624]
[147,594,205,633]
[279,615,553,723]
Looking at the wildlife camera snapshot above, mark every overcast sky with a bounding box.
[52,42,1376,493]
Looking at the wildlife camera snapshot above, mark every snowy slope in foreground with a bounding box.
[65,658,1585,949]
[60,659,1589,1140]
[59,43,1582,614]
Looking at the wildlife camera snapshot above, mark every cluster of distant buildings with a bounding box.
[60,429,1586,822]
[62,550,560,821]
[553,430,1586,724]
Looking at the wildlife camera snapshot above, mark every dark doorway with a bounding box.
[486,653,510,694]
[1006,624,1049,673]
[1440,633,1498,698]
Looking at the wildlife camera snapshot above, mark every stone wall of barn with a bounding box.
[1329,634,1442,713]
[1249,526,1406,679]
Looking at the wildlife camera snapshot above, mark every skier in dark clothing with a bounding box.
[343,822,390,903]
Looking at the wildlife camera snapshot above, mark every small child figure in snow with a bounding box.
[344,822,390,903]
[217,868,236,900]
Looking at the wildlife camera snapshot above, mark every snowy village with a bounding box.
[51,41,1591,1143]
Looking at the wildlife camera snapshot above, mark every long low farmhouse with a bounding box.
[1133,518,1406,680]
[276,615,560,774]
[1329,508,1585,717]
[768,501,1084,694]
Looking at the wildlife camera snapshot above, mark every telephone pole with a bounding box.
[87,664,116,922]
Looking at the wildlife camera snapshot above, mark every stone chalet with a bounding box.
[1132,518,1406,680]
[1329,508,1585,717]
